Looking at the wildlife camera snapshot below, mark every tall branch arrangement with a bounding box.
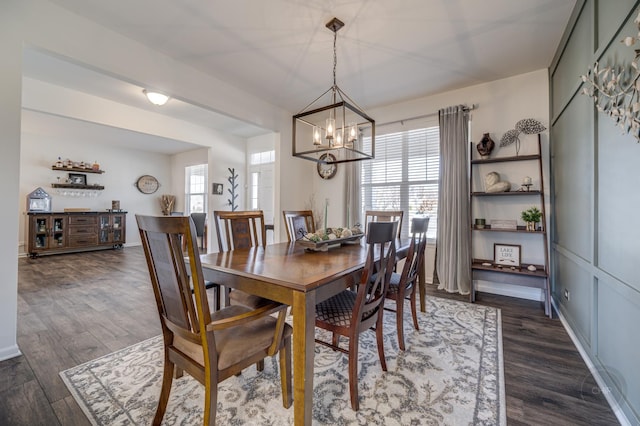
[580,10,640,142]
[227,168,238,211]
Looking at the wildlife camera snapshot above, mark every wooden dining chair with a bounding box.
[282,210,315,242]
[314,221,396,411]
[190,212,208,251]
[383,216,429,351]
[136,214,292,426]
[213,210,273,310]
[364,210,404,238]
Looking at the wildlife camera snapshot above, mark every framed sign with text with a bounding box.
[494,243,521,267]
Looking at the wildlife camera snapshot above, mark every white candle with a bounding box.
[324,200,328,233]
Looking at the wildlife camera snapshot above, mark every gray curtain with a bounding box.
[436,105,471,294]
[345,161,362,229]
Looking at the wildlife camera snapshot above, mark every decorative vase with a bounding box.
[476,133,495,159]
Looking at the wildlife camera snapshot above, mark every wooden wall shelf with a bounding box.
[471,190,542,197]
[51,166,105,174]
[51,183,105,190]
[470,154,541,164]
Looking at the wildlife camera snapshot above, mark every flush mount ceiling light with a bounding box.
[292,17,375,164]
[142,89,170,106]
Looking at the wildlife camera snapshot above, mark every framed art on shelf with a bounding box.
[68,173,87,185]
[494,243,521,267]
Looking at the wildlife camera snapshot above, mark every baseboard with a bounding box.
[553,299,634,426]
[475,280,544,301]
[0,344,22,362]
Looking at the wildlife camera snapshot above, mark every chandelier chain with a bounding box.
[333,30,337,87]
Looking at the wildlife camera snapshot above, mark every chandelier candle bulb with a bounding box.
[335,130,343,147]
[313,126,321,146]
[326,118,335,140]
[348,123,357,143]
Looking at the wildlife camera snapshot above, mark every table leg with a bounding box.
[292,290,316,425]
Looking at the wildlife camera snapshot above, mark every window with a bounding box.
[361,126,439,239]
[250,150,275,165]
[250,172,259,210]
[185,164,208,214]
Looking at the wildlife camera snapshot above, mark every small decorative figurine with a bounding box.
[476,133,495,159]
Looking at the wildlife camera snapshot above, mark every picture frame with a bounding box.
[212,183,224,195]
[494,243,521,267]
[68,173,87,185]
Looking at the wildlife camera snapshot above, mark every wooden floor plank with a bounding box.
[0,247,621,425]
[0,380,61,426]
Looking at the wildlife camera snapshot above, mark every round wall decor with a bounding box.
[135,175,160,194]
[317,153,337,179]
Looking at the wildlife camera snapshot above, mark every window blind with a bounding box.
[361,126,439,239]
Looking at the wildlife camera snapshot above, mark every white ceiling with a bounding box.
[23,0,577,153]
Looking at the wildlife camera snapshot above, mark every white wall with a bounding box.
[19,132,173,253]
[0,1,23,361]
[317,69,550,300]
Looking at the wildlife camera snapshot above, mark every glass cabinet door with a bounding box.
[34,217,48,249]
[99,215,110,243]
[112,215,124,243]
[52,216,65,247]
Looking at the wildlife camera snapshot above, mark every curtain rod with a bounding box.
[377,103,478,128]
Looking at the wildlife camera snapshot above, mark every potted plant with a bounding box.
[521,206,542,231]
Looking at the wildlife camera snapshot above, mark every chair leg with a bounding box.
[153,350,174,426]
[213,286,221,311]
[256,359,265,372]
[203,369,217,426]
[174,366,184,379]
[332,332,339,349]
[410,290,419,331]
[375,312,387,372]
[279,335,293,408]
[348,335,360,411]
[396,295,406,351]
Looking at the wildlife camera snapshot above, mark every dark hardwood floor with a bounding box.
[0,247,620,425]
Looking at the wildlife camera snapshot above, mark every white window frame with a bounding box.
[185,164,208,214]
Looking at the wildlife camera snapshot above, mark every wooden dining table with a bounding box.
[199,238,416,425]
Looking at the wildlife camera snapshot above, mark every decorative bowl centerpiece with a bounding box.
[297,226,364,251]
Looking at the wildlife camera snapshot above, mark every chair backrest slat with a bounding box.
[214,210,266,252]
[282,210,315,242]
[364,210,404,239]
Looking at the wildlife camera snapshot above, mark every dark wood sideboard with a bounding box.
[27,211,126,258]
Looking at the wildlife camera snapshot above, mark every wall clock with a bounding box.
[317,153,337,180]
[135,175,160,194]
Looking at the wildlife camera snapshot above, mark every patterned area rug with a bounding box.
[61,297,504,425]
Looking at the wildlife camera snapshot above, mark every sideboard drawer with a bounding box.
[69,216,98,225]
[68,235,98,247]
[68,226,96,236]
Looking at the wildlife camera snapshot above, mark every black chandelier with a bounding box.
[292,17,375,164]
